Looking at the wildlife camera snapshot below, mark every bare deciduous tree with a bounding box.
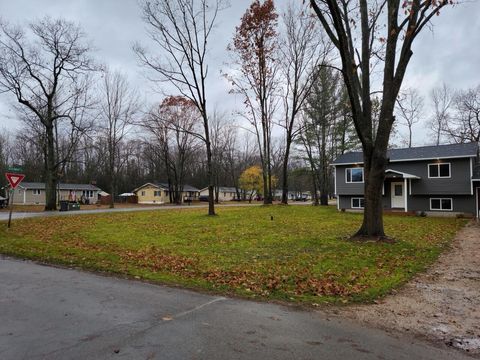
[429,83,453,145]
[279,0,331,204]
[134,0,225,215]
[227,0,279,205]
[143,96,201,204]
[0,17,95,210]
[99,68,140,208]
[396,88,423,148]
[446,85,480,143]
[310,0,454,238]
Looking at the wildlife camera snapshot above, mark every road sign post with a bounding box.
[7,189,14,229]
[5,172,25,229]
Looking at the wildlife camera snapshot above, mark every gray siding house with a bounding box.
[332,142,480,218]
[4,182,102,205]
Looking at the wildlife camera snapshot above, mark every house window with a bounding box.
[141,191,145,196]
[82,190,93,198]
[33,189,41,195]
[346,168,364,183]
[430,198,453,211]
[428,163,450,178]
[154,191,161,197]
[351,197,365,209]
[394,184,402,196]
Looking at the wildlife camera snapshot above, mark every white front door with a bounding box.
[391,182,405,208]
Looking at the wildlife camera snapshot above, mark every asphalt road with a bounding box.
[0,258,470,360]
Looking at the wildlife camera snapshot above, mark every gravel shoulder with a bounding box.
[327,221,480,355]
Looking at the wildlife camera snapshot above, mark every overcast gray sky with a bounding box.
[0,0,479,146]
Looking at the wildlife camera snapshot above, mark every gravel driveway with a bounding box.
[329,221,480,355]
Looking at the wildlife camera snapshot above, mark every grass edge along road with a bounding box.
[0,205,467,305]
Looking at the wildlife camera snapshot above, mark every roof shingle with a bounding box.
[332,142,479,165]
[17,182,102,191]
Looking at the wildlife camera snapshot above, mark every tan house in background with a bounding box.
[4,182,102,205]
[133,182,200,204]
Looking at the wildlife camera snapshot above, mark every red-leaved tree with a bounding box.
[227,0,279,205]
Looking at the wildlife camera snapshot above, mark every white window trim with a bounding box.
[470,158,474,195]
[428,162,451,179]
[429,198,453,211]
[476,187,480,219]
[351,197,365,209]
[345,167,364,183]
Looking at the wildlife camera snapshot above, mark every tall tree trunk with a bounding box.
[214,173,219,204]
[408,126,412,148]
[262,119,272,205]
[355,146,388,237]
[319,119,328,205]
[262,170,269,205]
[44,124,57,211]
[267,160,273,204]
[281,135,292,205]
[108,147,115,209]
[204,120,216,216]
[109,179,115,208]
[312,172,319,206]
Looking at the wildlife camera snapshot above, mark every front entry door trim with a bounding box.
[391,182,405,209]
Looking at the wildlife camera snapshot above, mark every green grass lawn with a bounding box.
[0,206,467,304]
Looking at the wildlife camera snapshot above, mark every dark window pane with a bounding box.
[352,198,364,208]
[429,164,439,177]
[441,199,452,210]
[431,199,441,209]
[346,169,351,182]
[351,168,363,182]
[439,164,450,177]
[394,184,402,196]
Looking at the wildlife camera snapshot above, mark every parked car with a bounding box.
[295,195,308,202]
[199,195,209,202]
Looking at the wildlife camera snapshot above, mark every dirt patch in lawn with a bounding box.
[327,221,480,355]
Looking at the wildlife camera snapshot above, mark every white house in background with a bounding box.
[4,182,102,205]
[199,186,240,201]
[272,190,310,201]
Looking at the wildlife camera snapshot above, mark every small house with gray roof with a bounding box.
[3,182,102,205]
[332,142,480,218]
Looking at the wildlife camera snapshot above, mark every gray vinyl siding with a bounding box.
[12,188,99,205]
[335,158,473,196]
[335,165,364,195]
[338,194,476,215]
[408,195,475,214]
[339,195,391,209]
[386,158,472,195]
